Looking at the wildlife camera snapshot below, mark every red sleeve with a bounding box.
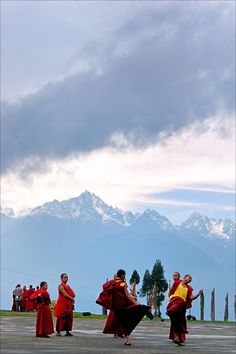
[186,285,193,309]
[30,289,41,300]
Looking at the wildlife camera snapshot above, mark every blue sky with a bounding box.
[139,188,235,224]
[1,1,235,223]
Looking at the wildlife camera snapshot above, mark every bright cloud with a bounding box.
[2,115,235,216]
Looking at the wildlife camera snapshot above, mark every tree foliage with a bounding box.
[150,259,168,316]
[129,270,140,285]
[140,269,152,302]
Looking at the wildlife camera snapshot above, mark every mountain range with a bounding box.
[1,191,235,320]
[2,191,235,241]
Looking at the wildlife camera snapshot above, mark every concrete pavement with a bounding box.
[0,317,235,354]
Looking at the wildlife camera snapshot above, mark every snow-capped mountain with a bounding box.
[1,192,235,320]
[30,191,137,226]
[29,192,177,231]
[134,209,174,231]
[181,212,235,241]
[2,192,235,242]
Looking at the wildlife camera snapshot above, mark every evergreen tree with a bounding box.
[151,260,168,317]
[140,269,152,305]
[129,270,140,285]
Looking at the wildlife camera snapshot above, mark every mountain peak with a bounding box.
[135,209,174,231]
[4,192,234,242]
[182,213,235,241]
[190,211,202,218]
[79,190,98,200]
[30,191,136,226]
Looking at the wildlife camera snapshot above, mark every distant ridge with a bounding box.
[2,191,235,242]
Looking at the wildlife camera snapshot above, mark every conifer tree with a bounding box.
[129,270,140,298]
[129,270,140,285]
[150,260,168,317]
[140,269,152,305]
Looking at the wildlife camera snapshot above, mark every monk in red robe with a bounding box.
[54,273,75,336]
[30,282,54,338]
[26,285,36,311]
[22,286,27,311]
[96,269,152,346]
[166,274,202,346]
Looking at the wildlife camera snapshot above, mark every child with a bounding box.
[30,282,54,338]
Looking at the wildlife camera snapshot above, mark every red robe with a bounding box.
[166,280,193,343]
[54,282,75,332]
[22,288,28,311]
[96,278,150,337]
[30,288,54,336]
[26,288,36,311]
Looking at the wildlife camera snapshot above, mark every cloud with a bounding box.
[1,116,235,218]
[1,2,235,172]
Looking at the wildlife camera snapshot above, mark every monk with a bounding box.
[168,272,181,297]
[30,282,54,338]
[173,271,181,282]
[96,269,152,346]
[54,273,75,336]
[22,286,28,311]
[166,274,202,346]
[26,285,36,311]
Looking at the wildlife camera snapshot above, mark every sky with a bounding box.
[1,0,235,224]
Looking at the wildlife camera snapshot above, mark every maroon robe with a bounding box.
[54,282,75,332]
[166,280,193,343]
[22,288,27,311]
[96,278,150,337]
[30,288,54,337]
[26,288,36,311]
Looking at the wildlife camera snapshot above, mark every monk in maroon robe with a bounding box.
[96,269,151,346]
[30,282,54,337]
[166,274,202,346]
[22,286,27,311]
[26,285,36,311]
[54,273,75,336]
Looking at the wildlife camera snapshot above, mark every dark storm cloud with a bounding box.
[1,2,235,172]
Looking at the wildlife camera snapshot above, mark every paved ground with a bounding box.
[0,317,235,354]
